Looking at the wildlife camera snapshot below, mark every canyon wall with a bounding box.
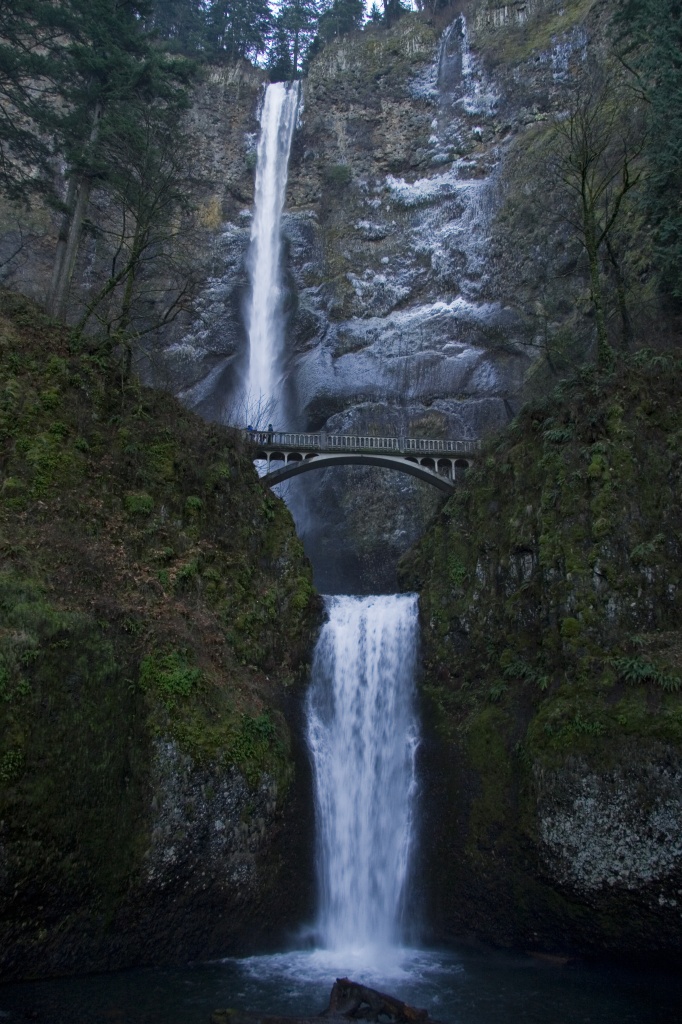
[400,353,682,961]
[0,291,319,980]
[3,0,643,591]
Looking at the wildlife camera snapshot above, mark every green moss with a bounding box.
[401,352,682,837]
[482,0,598,67]
[139,650,202,710]
[0,289,320,966]
[466,706,514,841]
[324,163,352,187]
[0,570,148,908]
[125,491,154,515]
[560,616,581,639]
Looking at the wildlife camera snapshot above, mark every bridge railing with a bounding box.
[244,430,482,455]
[327,434,401,451]
[403,437,481,455]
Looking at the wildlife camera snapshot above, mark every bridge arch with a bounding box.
[247,429,479,494]
[261,452,459,492]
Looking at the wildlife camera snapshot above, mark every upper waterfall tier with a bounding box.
[243,81,299,429]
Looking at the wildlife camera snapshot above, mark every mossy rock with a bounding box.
[0,290,321,980]
[401,352,682,961]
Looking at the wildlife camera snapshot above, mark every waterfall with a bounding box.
[243,82,299,428]
[460,15,473,81]
[306,594,420,955]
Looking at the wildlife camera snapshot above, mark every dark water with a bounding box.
[2,945,681,1024]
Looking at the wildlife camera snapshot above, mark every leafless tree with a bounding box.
[550,64,646,368]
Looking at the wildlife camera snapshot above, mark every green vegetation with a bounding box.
[482,0,596,67]
[618,0,682,301]
[403,352,682,752]
[0,290,319,975]
[324,163,353,187]
[400,349,682,953]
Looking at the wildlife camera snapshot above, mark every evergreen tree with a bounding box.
[276,0,320,78]
[317,0,364,43]
[0,0,64,201]
[619,0,682,301]
[267,19,295,81]
[382,0,410,28]
[45,0,194,317]
[206,0,272,61]
[148,0,208,55]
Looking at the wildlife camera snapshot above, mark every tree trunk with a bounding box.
[606,237,632,352]
[47,174,78,314]
[583,199,613,370]
[211,978,442,1024]
[50,174,93,318]
[118,226,145,335]
[48,102,102,319]
[293,30,300,77]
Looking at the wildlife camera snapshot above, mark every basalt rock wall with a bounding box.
[399,354,682,961]
[2,1,640,593]
[171,0,638,592]
[0,292,320,980]
[0,0,647,593]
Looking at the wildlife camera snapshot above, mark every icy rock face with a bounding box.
[274,17,528,589]
[537,758,682,896]
[137,64,266,423]
[148,9,598,590]
[166,221,251,418]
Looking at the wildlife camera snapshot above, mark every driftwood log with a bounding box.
[212,978,443,1024]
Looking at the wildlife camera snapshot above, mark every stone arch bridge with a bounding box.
[244,430,481,493]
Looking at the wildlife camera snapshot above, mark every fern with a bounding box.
[611,656,681,692]
[543,426,575,443]
[502,659,550,690]
[630,533,665,564]
[487,681,508,703]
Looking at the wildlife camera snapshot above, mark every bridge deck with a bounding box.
[243,429,481,456]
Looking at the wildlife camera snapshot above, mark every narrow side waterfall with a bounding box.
[244,82,299,426]
[306,594,420,955]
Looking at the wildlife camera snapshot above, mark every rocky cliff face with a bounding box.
[399,353,682,961]
[0,1,645,592]
[0,291,319,980]
[161,1,633,591]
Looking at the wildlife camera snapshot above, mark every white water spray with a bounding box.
[244,82,299,427]
[306,594,420,956]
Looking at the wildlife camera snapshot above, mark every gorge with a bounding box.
[0,0,682,1021]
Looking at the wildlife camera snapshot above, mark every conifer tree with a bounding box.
[275,0,320,78]
[45,0,193,317]
[368,3,383,24]
[619,0,682,301]
[317,0,364,43]
[0,0,64,201]
[148,0,208,55]
[206,0,272,61]
[267,20,295,81]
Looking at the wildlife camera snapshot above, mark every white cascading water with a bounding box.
[306,594,420,956]
[243,82,299,427]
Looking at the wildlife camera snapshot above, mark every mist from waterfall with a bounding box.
[306,594,420,958]
[243,82,299,429]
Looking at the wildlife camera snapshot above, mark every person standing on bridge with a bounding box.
[267,423,274,442]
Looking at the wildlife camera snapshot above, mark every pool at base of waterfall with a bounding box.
[1,944,681,1023]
